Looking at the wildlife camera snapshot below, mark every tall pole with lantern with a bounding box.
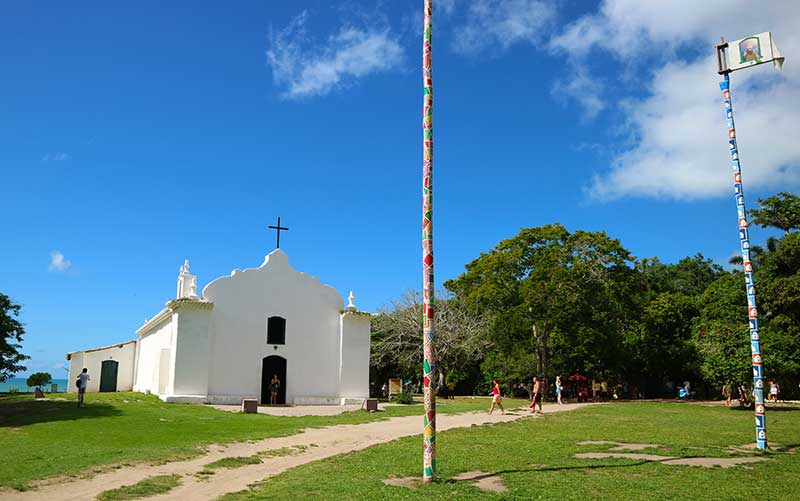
[715,32,785,450]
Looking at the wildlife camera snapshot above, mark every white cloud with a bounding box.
[450,0,557,55]
[266,11,404,99]
[49,251,72,272]
[548,0,800,200]
[41,152,70,162]
[551,65,605,119]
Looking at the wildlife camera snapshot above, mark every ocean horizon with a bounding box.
[0,377,69,393]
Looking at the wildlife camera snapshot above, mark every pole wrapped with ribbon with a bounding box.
[421,0,437,482]
[719,74,767,449]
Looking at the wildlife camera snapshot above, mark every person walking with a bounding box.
[488,379,505,415]
[769,381,780,403]
[76,368,90,408]
[530,377,543,414]
[723,384,732,406]
[269,374,281,405]
[556,375,564,405]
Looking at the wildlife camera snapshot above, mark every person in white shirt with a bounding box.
[77,368,90,407]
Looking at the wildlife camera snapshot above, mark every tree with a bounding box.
[370,290,492,393]
[26,372,52,390]
[692,273,751,388]
[445,224,639,387]
[1,293,28,382]
[749,192,800,234]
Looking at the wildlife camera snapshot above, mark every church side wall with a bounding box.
[171,307,211,397]
[339,313,371,399]
[133,318,174,395]
[66,342,136,393]
[203,253,344,405]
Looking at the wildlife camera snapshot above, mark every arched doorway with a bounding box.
[99,360,119,392]
[261,356,287,404]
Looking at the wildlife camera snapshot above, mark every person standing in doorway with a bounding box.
[556,375,564,405]
[530,377,543,414]
[488,379,505,415]
[270,374,281,405]
[77,368,90,408]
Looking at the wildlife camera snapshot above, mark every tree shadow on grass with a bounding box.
[0,398,121,427]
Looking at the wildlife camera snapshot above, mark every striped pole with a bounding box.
[719,73,767,450]
[421,0,437,482]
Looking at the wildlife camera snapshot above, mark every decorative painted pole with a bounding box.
[716,32,784,450]
[719,73,767,449]
[421,0,437,482]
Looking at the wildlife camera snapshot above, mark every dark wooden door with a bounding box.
[99,360,119,392]
[261,356,286,404]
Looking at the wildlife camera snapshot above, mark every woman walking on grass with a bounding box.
[488,379,505,415]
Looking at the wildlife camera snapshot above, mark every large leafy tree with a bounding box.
[1,293,28,382]
[445,224,639,387]
[749,192,800,234]
[692,273,751,387]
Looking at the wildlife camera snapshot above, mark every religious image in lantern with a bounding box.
[758,429,767,440]
[747,285,756,295]
[755,379,764,389]
[744,261,754,273]
[756,403,765,415]
[752,353,762,365]
[749,306,758,318]
[739,37,762,63]
[750,329,759,340]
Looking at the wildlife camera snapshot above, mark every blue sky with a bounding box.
[1,1,797,377]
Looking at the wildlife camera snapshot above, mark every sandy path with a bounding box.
[5,403,591,501]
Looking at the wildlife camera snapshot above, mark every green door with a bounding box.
[99,360,119,392]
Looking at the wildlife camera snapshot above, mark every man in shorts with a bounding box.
[77,368,90,407]
[529,376,543,414]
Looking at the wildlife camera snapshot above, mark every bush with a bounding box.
[391,391,414,404]
[26,372,52,390]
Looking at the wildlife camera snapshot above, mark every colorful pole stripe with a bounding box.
[421,0,437,482]
[720,74,767,450]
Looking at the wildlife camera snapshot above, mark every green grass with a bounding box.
[96,474,181,500]
[222,403,800,500]
[0,391,525,490]
[205,455,263,470]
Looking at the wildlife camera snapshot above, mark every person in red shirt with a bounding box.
[488,379,505,415]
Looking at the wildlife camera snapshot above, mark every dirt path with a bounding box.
[5,403,592,501]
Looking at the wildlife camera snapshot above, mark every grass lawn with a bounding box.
[96,474,181,501]
[0,391,527,490]
[222,402,800,500]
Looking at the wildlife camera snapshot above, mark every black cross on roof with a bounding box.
[268,217,289,249]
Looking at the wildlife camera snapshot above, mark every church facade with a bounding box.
[66,250,371,405]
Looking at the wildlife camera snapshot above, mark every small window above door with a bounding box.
[267,316,286,345]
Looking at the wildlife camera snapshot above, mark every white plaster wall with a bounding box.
[67,352,84,393]
[203,250,344,404]
[339,313,371,399]
[133,317,174,395]
[66,342,136,393]
[170,308,211,397]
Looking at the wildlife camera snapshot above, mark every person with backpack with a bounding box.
[76,368,90,407]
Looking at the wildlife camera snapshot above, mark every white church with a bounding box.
[66,249,372,405]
